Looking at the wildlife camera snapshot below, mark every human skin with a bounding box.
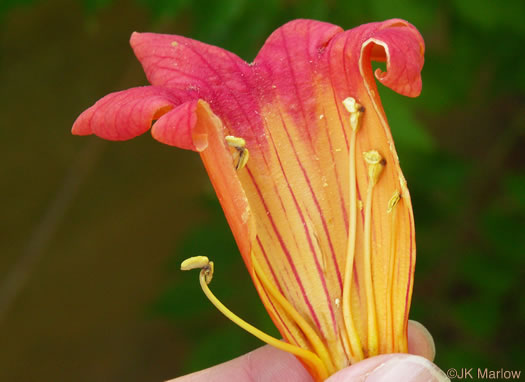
[169,321,449,382]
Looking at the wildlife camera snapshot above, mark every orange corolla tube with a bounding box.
[72,19,424,380]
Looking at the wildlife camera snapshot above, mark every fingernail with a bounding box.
[365,355,450,382]
[408,319,436,361]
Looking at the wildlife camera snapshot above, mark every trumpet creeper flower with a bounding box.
[72,19,424,381]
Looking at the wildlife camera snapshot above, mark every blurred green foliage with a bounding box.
[2,0,523,379]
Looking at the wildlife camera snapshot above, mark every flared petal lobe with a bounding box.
[73,86,177,141]
[361,19,424,97]
[130,32,265,141]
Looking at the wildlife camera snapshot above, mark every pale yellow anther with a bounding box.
[342,97,364,131]
[171,41,178,47]
[181,256,214,284]
[226,135,249,170]
[363,150,385,186]
[342,97,359,113]
[363,150,382,164]
[225,135,246,148]
[181,256,209,271]
[387,191,401,213]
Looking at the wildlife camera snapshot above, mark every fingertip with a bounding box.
[408,320,436,361]
[244,345,314,382]
[167,345,313,382]
[326,354,448,382]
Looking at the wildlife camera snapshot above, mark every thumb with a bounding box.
[325,354,449,382]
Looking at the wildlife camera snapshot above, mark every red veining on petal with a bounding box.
[132,32,268,143]
[266,122,338,335]
[327,61,350,150]
[338,328,352,362]
[245,168,323,335]
[321,104,349,234]
[278,28,317,146]
[72,86,188,141]
[276,111,343,295]
[151,100,202,150]
[259,278,301,346]
[179,43,250,123]
[256,236,285,296]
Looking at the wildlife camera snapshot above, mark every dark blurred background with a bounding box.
[1,0,524,381]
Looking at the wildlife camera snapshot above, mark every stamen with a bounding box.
[342,97,365,132]
[363,150,385,357]
[341,97,365,362]
[181,256,214,283]
[387,191,401,214]
[225,135,249,170]
[386,191,400,352]
[396,176,409,352]
[181,256,210,270]
[363,150,385,186]
[181,256,329,381]
[252,254,336,375]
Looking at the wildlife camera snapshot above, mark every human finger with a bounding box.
[325,354,449,382]
[167,344,313,382]
[170,320,437,382]
[407,319,436,361]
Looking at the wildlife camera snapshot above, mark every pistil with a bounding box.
[362,150,385,356]
[386,191,401,351]
[341,97,365,362]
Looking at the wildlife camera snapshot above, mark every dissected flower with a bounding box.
[72,18,424,381]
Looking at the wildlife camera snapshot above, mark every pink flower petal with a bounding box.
[72,86,187,141]
[130,32,265,141]
[152,99,207,151]
[360,20,424,97]
[252,20,342,132]
[130,32,249,92]
[327,19,424,100]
